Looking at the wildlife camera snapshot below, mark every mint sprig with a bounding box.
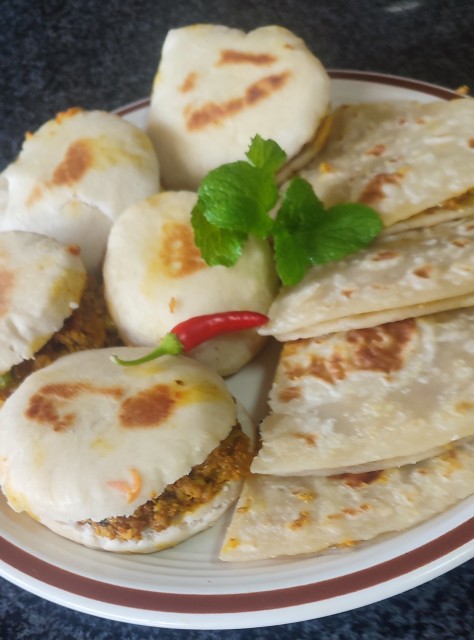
[191,135,383,286]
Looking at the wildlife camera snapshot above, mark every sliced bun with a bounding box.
[0,108,160,271]
[0,230,86,374]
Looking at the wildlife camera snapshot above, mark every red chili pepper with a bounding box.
[112,311,268,367]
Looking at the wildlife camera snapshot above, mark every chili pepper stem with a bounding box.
[111,333,184,366]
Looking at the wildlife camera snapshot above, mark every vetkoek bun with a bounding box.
[147,25,330,190]
[0,347,255,553]
[0,108,160,271]
[103,191,279,376]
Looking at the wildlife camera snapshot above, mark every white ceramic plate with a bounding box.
[0,71,473,630]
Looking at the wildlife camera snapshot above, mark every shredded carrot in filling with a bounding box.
[107,468,142,504]
[82,424,253,542]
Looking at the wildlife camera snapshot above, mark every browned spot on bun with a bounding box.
[26,394,75,432]
[119,384,179,428]
[179,72,198,93]
[26,184,44,207]
[246,72,290,104]
[0,269,14,318]
[159,222,206,278]
[217,49,277,66]
[333,470,385,488]
[67,244,81,256]
[186,72,290,131]
[52,139,94,185]
[26,382,124,432]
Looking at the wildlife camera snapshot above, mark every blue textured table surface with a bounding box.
[0,1,473,638]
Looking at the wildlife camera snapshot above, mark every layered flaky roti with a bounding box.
[252,308,474,476]
[261,216,474,341]
[0,108,160,271]
[300,98,474,228]
[147,25,330,190]
[0,348,255,553]
[221,441,474,561]
[103,191,279,376]
[0,230,86,374]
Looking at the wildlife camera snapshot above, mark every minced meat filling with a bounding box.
[83,424,253,542]
[0,276,122,405]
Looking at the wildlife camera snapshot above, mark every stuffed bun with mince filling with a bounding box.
[0,108,160,272]
[0,230,87,401]
[0,347,255,553]
[103,191,279,376]
[147,24,331,190]
[0,230,123,406]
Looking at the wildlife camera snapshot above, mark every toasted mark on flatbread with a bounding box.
[185,71,291,131]
[158,221,206,278]
[332,470,386,488]
[345,319,416,374]
[282,319,417,384]
[371,250,400,261]
[289,510,310,530]
[216,49,277,66]
[365,143,386,156]
[179,72,198,93]
[358,170,405,206]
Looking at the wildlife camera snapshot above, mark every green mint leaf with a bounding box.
[191,201,246,267]
[303,203,384,265]
[198,161,275,238]
[273,228,311,286]
[246,134,287,173]
[275,176,326,232]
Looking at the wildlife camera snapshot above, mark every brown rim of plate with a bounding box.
[114,69,464,117]
[0,518,472,614]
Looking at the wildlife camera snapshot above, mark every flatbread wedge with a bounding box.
[299,98,474,229]
[220,441,474,561]
[253,307,474,476]
[260,216,474,341]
